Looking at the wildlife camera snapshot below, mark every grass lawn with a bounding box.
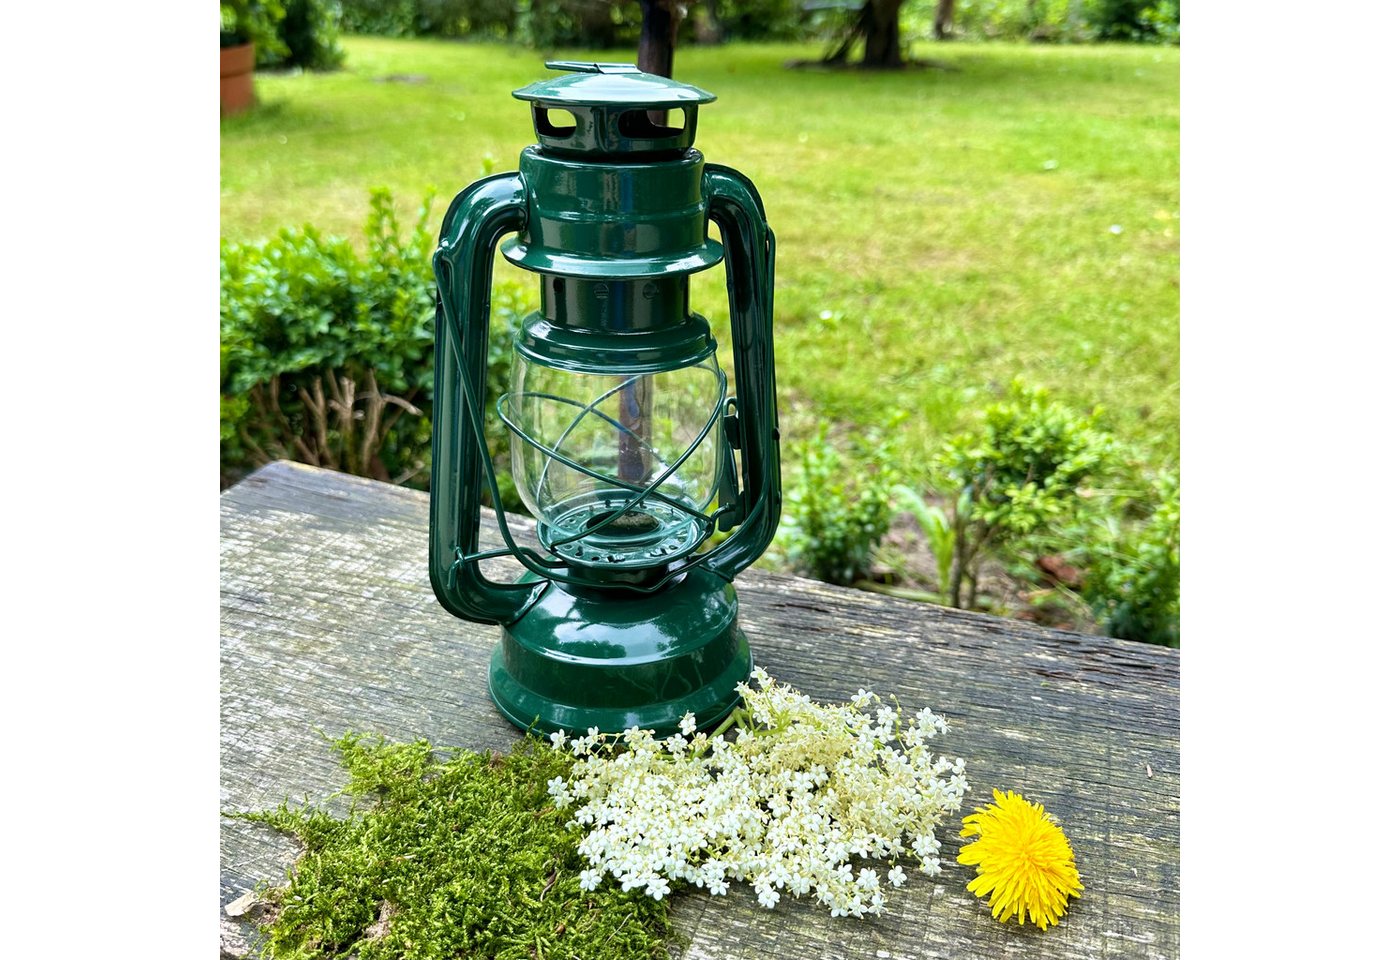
[221,37,1179,484]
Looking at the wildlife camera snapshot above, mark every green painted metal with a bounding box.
[430,61,781,735]
[515,61,715,108]
[501,148,722,279]
[488,569,752,736]
[540,274,688,331]
[692,165,783,581]
[428,172,547,627]
[515,309,717,376]
[513,61,715,158]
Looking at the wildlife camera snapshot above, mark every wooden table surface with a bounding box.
[221,461,1180,959]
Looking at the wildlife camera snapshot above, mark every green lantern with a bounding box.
[429,62,781,737]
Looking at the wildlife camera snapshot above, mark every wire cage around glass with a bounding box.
[499,349,727,577]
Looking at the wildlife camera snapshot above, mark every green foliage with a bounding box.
[1094,0,1179,43]
[339,0,421,36]
[339,0,519,39]
[516,0,639,50]
[780,419,898,586]
[939,383,1113,607]
[221,0,345,67]
[708,0,812,41]
[279,0,347,68]
[902,0,1177,44]
[339,0,632,46]
[222,1,288,56]
[1074,471,1179,645]
[229,732,673,959]
[435,0,519,38]
[220,189,524,496]
[892,483,956,603]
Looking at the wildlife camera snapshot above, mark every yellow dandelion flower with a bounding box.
[957,789,1083,930]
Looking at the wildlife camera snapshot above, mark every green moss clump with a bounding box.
[231,733,673,959]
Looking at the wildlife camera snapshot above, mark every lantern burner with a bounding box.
[584,509,660,536]
[537,492,709,571]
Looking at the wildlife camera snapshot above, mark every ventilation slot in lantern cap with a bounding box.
[618,109,685,140]
[536,108,578,138]
[513,61,715,159]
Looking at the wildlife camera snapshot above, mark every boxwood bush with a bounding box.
[1072,470,1180,646]
[220,189,526,502]
[779,419,899,586]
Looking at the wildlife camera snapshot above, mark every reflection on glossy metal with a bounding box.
[429,61,780,736]
[490,569,752,735]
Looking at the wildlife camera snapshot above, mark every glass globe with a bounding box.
[500,352,725,569]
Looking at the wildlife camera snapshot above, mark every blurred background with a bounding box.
[220,1,1179,645]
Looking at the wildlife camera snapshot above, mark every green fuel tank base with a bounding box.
[487,568,753,737]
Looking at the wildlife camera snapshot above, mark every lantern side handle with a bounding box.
[429,172,548,626]
[699,165,782,582]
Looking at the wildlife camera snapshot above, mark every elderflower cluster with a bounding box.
[546,668,969,918]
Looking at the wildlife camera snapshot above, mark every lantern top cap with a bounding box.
[513,61,716,109]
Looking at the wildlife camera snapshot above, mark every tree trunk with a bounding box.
[949,540,966,608]
[862,0,904,69]
[637,0,682,78]
[694,0,724,44]
[935,0,956,39]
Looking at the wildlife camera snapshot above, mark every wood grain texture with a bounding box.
[221,461,1180,959]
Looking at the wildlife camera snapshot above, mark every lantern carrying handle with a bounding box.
[698,165,783,581]
[427,172,549,626]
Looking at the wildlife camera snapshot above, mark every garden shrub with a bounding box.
[340,0,634,46]
[221,1,289,61]
[1093,0,1179,43]
[221,0,345,68]
[278,0,347,68]
[707,0,814,41]
[1073,471,1179,646]
[339,0,519,39]
[338,0,421,36]
[938,383,1114,608]
[779,419,898,586]
[220,189,525,501]
[516,0,639,49]
[901,0,1177,44]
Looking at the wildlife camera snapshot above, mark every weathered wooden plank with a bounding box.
[221,461,1180,959]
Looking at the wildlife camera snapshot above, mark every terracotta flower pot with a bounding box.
[221,43,256,115]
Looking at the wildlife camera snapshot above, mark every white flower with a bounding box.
[549,729,568,751]
[547,674,968,918]
[546,776,568,807]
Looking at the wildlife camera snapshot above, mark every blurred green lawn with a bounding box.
[221,37,1178,480]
